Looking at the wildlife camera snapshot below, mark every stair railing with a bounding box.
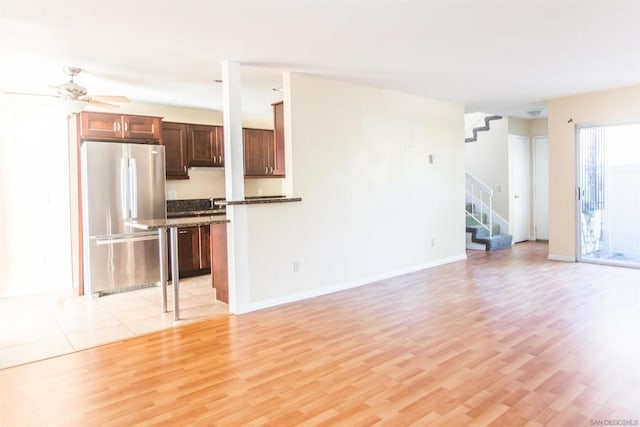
[465,113,488,139]
[465,172,493,238]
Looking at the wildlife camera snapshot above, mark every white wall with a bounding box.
[548,85,640,260]
[0,95,72,295]
[241,73,466,309]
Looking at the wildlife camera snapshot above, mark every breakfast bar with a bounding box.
[127,216,229,320]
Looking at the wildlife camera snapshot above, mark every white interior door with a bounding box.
[534,137,549,240]
[511,135,531,243]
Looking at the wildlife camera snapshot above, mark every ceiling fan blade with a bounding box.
[91,95,129,103]
[88,99,119,110]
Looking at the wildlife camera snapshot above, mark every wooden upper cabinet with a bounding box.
[188,124,224,167]
[243,102,286,178]
[243,128,272,176]
[243,127,284,178]
[123,115,161,140]
[79,111,161,142]
[272,101,285,177]
[79,112,121,139]
[162,122,189,179]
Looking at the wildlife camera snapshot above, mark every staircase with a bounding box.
[465,114,503,143]
[465,173,512,251]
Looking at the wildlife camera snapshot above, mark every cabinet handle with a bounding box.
[178,230,188,234]
[124,121,128,132]
[265,166,268,174]
[270,166,274,174]
[113,122,117,132]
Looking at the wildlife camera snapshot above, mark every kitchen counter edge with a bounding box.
[126,216,229,230]
[216,197,302,206]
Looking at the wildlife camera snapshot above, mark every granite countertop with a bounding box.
[126,216,229,230]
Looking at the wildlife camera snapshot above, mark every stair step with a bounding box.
[466,224,500,238]
[466,213,488,225]
[475,233,513,251]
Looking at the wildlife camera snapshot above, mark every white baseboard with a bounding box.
[548,254,576,262]
[243,253,468,314]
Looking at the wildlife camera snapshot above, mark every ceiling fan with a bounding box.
[4,66,129,110]
[50,66,129,109]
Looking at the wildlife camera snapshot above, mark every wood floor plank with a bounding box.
[1,242,639,425]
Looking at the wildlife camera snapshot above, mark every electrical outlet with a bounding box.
[293,261,300,272]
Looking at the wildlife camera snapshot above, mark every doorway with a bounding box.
[577,122,640,268]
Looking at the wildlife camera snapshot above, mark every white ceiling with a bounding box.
[1,1,638,118]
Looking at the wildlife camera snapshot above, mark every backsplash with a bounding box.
[167,198,225,213]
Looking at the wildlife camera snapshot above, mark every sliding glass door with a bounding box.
[577,122,640,268]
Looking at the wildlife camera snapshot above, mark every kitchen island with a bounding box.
[127,216,229,320]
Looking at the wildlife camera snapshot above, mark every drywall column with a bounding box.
[282,71,294,196]
[222,61,250,313]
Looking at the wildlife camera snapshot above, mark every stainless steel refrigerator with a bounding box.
[81,140,166,296]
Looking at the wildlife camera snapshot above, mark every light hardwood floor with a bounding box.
[1,242,639,426]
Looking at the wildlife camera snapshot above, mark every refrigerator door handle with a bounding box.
[120,158,129,219]
[129,158,138,219]
[94,234,159,245]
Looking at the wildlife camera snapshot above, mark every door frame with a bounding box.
[532,135,549,240]
[508,134,532,243]
[575,121,640,268]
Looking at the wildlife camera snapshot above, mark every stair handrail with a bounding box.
[464,113,495,139]
[465,113,488,133]
[465,172,493,238]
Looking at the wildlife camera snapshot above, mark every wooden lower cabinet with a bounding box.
[210,223,229,303]
[168,225,211,278]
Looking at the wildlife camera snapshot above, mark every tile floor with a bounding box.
[0,275,228,369]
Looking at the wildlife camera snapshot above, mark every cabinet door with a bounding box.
[188,124,221,166]
[214,126,224,167]
[124,115,161,141]
[199,225,211,270]
[162,122,189,179]
[211,223,228,303]
[168,227,199,278]
[243,128,269,176]
[272,101,286,177]
[79,112,122,139]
